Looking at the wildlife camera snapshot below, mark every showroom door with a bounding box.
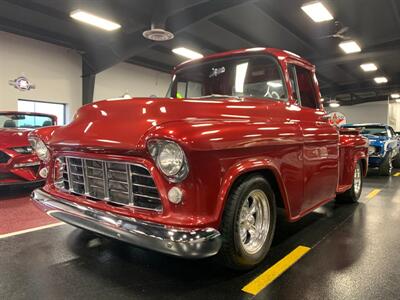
[288,64,339,212]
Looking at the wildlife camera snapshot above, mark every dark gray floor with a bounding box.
[0,172,398,300]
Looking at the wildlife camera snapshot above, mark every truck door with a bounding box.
[288,64,339,212]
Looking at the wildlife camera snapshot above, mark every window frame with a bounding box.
[287,63,320,109]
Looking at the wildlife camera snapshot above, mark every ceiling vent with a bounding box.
[143,26,174,41]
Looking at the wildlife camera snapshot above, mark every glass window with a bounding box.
[18,100,66,125]
[0,113,55,129]
[170,55,287,100]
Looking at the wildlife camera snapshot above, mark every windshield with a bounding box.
[169,55,287,100]
[344,125,387,137]
[0,113,54,129]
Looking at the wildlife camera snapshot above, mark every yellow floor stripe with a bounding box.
[366,189,381,199]
[394,172,400,177]
[242,245,310,295]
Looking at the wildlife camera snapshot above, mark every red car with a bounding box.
[30,48,368,269]
[0,111,56,187]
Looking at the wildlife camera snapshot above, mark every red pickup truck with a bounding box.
[30,48,368,269]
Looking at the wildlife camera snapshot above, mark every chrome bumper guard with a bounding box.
[32,189,221,258]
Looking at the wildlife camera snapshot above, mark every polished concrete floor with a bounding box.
[1,172,399,299]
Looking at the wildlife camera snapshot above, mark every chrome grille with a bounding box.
[56,157,162,211]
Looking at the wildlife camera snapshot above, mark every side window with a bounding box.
[289,64,319,109]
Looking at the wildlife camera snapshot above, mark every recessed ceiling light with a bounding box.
[172,47,203,60]
[391,93,400,99]
[360,63,377,72]
[70,9,121,31]
[339,41,361,54]
[301,2,334,23]
[374,77,388,84]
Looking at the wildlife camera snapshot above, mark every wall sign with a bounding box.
[327,111,346,127]
[9,76,36,91]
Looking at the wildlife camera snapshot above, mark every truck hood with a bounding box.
[49,97,276,152]
[0,128,31,148]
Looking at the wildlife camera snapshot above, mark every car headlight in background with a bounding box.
[368,146,377,155]
[147,140,189,182]
[12,146,33,154]
[28,136,50,162]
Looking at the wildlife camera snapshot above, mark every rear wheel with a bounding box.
[378,153,393,176]
[219,174,276,270]
[336,161,363,203]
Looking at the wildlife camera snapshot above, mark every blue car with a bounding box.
[342,123,400,176]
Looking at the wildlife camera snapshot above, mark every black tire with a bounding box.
[378,152,393,176]
[393,153,400,168]
[218,174,277,270]
[336,161,363,203]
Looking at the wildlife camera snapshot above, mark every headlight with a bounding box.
[148,140,189,182]
[28,137,50,162]
[12,146,33,154]
[368,146,377,155]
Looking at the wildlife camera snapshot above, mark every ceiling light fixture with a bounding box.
[391,93,400,99]
[360,63,377,72]
[339,41,361,54]
[329,102,340,108]
[70,9,121,31]
[172,47,203,60]
[301,2,334,23]
[374,77,388,84]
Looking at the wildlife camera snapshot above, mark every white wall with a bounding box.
[327,101,389,124]
[0,31,171,123]
[93,62,171,100]
[388,102,400,131]
[0,31,81,122]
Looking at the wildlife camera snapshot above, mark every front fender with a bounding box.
[29,126,61,144]
[216,157,290,221]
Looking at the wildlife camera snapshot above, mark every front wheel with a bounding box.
[219,174,276,270]
[378,153,393,176]
[393,153,400,168]
[336,160,363,203]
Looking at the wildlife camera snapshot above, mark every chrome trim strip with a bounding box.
[32,188,221,258]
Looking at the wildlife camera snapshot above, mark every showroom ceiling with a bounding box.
[0,0,399,105]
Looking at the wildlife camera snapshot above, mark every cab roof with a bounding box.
[174,47,315,71]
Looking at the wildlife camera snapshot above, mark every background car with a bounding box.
[342,123,400,175]
[0,111,56,187]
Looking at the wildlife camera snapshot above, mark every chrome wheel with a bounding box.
[353,163,362,195]
[238,189,270,255]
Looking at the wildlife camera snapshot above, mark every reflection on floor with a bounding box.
[0,187,58,235]
[0,172,399,299]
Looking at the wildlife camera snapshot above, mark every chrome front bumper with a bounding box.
[32,188,222,258]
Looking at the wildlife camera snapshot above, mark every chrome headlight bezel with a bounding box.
[28,136,50,162]
[147,139,189,182]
